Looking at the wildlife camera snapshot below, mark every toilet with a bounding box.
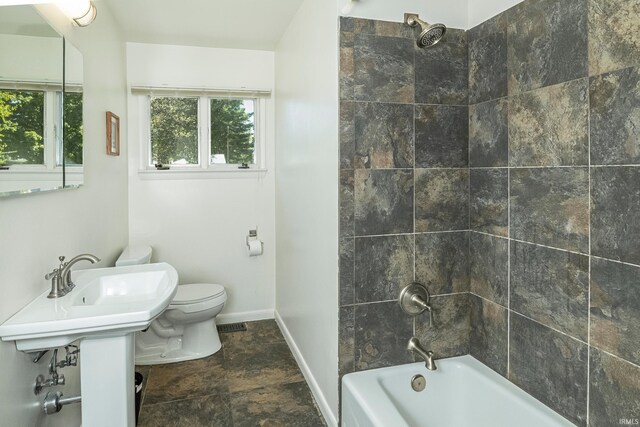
[116,245,227,365]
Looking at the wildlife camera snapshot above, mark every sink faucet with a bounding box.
[60,254,100,292]
[46,254,100,298]
[408,337,437,371]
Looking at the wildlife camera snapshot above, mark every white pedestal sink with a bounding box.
[0,263,179,427]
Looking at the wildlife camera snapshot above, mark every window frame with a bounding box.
[140,92,267,173]
[0,82,84,174]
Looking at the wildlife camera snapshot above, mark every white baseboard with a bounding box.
[275,310,338,427]
[217,309,274,325]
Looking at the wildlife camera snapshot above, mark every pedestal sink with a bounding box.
[0,263,179,427]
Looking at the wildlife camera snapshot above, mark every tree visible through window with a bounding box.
[63,92,84,165]
[150,96,199,165]
[0,90,45,166]
[210,99,255,165]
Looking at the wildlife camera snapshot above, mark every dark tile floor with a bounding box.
[136,320,326,427]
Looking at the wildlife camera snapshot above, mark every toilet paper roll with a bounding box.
[247,239,263,256]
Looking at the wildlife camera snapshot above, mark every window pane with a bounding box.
[63,92,83,165]
[150,97,198,165]
[0,90,45,166]
[210,99,255,165]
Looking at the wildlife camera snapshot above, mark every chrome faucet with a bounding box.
[408,337,437,371]
[45,254,100,298]
[60,254,100,292]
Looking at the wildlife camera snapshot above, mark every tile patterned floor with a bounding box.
[137,320,326,427]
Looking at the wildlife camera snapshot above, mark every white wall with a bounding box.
[0,3,129,426]
[126,43,276,322]
[468,0,523,28]
[274,0,339,425]
[337,0,525,30]
[338,0,468,29]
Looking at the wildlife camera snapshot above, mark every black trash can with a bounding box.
[135,372,144,426]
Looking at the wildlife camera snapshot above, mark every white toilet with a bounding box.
[116,245,227,365]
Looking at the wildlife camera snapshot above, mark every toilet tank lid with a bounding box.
[172,283,225,304]
[115,245,153,266]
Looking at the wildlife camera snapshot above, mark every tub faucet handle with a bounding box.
[399,283,433,326]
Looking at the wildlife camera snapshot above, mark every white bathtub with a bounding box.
[341,355,574,427]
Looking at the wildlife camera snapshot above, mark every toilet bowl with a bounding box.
[116,245,227,365]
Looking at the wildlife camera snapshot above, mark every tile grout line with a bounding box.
[586,65,592,425]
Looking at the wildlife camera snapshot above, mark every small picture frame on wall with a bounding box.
[106,111,120,156]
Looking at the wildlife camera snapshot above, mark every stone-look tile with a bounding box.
[507,0,588,94]
[510,241,589,341]
[339,306,355,377]
[339,170,354,238]
[509,79,589,166]
[230,382,325,427]
[221,320,284,352]
[339,238,355,306]
[415,169,469,232]
[415,232,469,296]
[590,66,640,165]
[469,31,508,104]
[467,12,508,42]
[588,0,640,76]
[469,98,508,167]
[511,167,589,252]
[354,235,414,304]
[354,34,414,103]
[340,31,354,100]
[340,16,356,32]
[144,352,228,405]
[225,341,304,393]
[373,20,415,39]
[415,294,470,358]
[591,167,640,265]
[415,29,468,105]
[138,394,233,427]
[354,102,414,169]
[339,101,355,169]
[470,169,508,237]
[509,314,588,427]
[354,169,414,236]
[354,302,413,371]
[589,348,640,426]
[470,233,508,306]
[415,104,468,168]
[591,258,640,366]
[470,295,508,377]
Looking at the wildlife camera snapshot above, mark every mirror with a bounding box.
[0,5,84,197]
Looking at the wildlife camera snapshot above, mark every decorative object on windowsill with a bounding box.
[238,163,250,169]
[154,164,170,170]
[106,111,120,156]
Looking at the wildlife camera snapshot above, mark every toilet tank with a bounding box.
[116,245,153,266]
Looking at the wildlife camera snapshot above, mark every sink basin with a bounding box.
[0,263,178,351]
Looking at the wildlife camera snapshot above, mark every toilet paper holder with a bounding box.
[246,229,263,256]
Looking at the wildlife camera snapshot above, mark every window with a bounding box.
[0,87,83,169]
[139,89,266,172]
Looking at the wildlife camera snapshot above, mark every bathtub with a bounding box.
[341,355,574,427]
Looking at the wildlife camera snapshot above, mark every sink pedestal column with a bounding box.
[80,334,135,427]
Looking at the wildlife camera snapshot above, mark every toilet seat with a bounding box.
[171,283,225,305]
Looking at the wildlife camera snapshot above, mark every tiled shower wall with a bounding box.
[338,18,471,376]
[467,0,640,425]
[339,0,640,425]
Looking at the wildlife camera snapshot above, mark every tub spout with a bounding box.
[408,337,437,371]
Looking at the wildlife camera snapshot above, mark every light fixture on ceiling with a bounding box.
[54,0,97,27]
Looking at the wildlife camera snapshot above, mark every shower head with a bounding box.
[404,13,447,48]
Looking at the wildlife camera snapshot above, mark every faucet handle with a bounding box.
[45,268,59,280]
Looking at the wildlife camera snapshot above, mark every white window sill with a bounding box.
[137,168,268,180]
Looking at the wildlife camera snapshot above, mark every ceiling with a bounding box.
[102,0,305,51]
